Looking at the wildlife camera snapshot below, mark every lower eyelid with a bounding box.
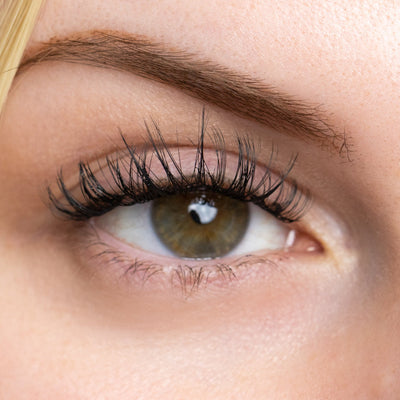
[75,220,324,295]
[58,190,361,302]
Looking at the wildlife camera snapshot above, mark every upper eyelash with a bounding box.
[48,112,311,222]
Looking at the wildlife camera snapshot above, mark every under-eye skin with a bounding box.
[48,114,324,291]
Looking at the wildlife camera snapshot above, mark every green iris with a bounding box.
[151,192,249,259]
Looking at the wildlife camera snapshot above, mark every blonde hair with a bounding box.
[0,0,43,112]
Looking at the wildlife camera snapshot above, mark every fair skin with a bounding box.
[1,0,400,398]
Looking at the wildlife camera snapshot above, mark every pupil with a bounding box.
[188,200,218,225]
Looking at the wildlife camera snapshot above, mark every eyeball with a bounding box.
[96,191,293,260]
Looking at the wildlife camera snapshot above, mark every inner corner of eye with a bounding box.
[94,190,322,261]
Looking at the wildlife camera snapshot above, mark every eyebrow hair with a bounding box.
[19,30,349,156]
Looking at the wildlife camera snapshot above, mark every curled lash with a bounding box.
[48,112,310,222]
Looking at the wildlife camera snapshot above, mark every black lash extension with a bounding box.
[48,113,310,223]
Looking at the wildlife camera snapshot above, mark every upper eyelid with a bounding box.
[19,30,351,159]
[48,115,310,223]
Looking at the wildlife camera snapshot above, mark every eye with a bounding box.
[48,118,323,292]
[96,191,294,260]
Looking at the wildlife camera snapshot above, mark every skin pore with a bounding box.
[0,0,400,399]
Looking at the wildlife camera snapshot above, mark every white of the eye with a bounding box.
[97,202,176,257]
[97,201,290,258]
[229,205,289,256]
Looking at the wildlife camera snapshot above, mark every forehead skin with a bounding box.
[2,0,400,399]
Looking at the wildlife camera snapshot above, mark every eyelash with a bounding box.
[48,120,310,224]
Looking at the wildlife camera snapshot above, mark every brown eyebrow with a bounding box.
[19,30,349,157]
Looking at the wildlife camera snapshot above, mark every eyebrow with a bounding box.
[19,30,348,156]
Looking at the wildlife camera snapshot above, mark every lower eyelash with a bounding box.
[48,111,310,223]
[83,226,281,295]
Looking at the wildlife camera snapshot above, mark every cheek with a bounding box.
[1,218,399,399]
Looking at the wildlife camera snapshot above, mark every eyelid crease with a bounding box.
[48,110,311,223]
[19,29,352,159]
